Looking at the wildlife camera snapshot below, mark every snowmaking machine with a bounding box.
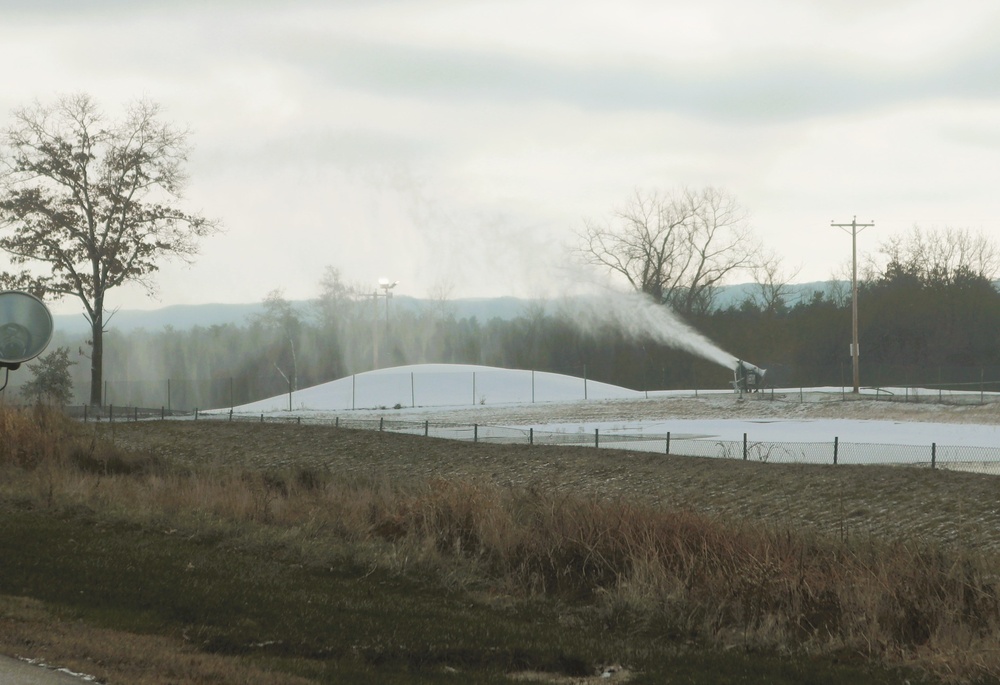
[733,359,766,394]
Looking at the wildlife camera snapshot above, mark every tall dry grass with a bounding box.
[372,480,1000,679]
[2,406,999,682]
[0,404,72,469]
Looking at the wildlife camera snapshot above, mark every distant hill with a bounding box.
[50,283,848,336]
[711,281,845,309]
[52,302,267,335]
[50,296,548,336]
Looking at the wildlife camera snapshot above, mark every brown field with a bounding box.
[4,396,1000,684]
[109,394,1000,552]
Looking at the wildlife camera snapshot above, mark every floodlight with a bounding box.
[0,290,54,367]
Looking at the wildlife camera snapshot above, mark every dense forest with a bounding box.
[8,240,1000,412]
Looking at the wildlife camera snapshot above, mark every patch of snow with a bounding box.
[206,364,1000,459]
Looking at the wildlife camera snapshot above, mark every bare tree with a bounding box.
[313,266,365,329]
[425,276,457,321]
[750,249,801,313]
[581,187,761,315]
[310,266,373,374]
[826,263,853,308]
[878,225,1000,282]
[0,94,220,405]
[256,289,302,395]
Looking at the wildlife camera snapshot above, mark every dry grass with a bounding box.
[2,407,1000,682]
[320,478,1000,678]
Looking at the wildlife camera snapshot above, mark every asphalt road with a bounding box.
[0,655,91,683]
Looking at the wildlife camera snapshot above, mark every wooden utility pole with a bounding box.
[831,216,874,393]
[371,279,398,370]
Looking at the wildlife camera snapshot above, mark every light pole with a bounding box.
[831,216,874,394]
[372,278,398,369]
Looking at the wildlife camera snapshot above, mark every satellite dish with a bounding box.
[0,291,54,367]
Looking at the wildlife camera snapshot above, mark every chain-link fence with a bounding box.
[79,409,1000,476]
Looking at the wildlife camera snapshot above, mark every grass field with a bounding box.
[1,406,998,683]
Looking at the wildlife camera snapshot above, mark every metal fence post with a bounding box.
[474,424,478,443]
[424,420,429,437]
[529,427,533,445]
[931,443,936,470]
[595,428,599,448]
[833,436,838,465]
[666,431,671,455]
[743,433,747,460]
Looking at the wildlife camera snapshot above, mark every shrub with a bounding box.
[20,347,75,406]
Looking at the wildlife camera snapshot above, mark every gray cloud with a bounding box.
[269,34,1000,124]
[4,0,1000,311]
[11,1,1000,127]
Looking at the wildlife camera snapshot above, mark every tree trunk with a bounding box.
[89,311,103,407]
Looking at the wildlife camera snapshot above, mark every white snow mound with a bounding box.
[223,363,642,413]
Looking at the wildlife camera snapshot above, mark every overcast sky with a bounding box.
[3,0,1000,315]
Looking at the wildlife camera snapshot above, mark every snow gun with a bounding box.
[733,359,766,394]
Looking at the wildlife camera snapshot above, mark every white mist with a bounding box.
[558,291,739,371]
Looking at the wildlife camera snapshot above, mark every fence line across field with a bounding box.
[92,366,1000,413]
[79,405,1000,476]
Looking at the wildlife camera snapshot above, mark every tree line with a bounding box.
[2,94,999,409]
[10,236,999,410]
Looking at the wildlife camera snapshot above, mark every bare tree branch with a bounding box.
[750,249,802,313]
[579,186,761,315]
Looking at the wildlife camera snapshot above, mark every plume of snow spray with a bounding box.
[559,291,739,371]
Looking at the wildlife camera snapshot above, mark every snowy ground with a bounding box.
[210,364,1000,463]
